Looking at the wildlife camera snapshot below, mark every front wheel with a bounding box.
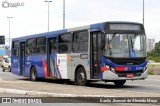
[76,67,87,86]
[114,80,126,86]
[30,66,37,81]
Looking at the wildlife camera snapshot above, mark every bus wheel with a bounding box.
[30,66,37,81]
[2,66,5,72]
[76,67,87,86]
[114,80,126,86]
[8,66,11,72]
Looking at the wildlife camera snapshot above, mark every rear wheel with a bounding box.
[114,80,126,86]
[76,67,87,86]
[30,66,37,81]
[8,66,11,72]
[2,66,5,72]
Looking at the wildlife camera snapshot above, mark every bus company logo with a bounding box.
[1,0,24,8]
[2,98,11,103]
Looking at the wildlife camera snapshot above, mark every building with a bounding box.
[147,38,155,51]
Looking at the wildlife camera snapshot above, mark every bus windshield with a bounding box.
[103,33,146,58]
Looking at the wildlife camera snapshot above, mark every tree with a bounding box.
[148,41,160,62]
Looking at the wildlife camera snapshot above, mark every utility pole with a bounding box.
[45,0,52,32]
[7,16,13,49]
[143,0,144,26]
[63,0,65,29]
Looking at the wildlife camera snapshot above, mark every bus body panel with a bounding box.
[11,56,20,75]
[69,53,90,81]
[25,55,46,78]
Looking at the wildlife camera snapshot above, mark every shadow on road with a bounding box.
[17,78,140,89]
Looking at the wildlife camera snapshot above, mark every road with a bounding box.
[1,68,160,95]
[0,68,160,106]
[0,68,160,96]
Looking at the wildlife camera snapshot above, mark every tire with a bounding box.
[114,80,126,86]
[76,67,87,86]
[30,66,37,81]
[8,66,11,72]
[2,66,5,72]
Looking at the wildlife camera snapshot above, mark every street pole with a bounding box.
[63,0,65,29]
[45,1,52,32]
[7,16,13,50]
[143,0,144,26]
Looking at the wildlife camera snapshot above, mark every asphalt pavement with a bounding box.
[0,67,160,106]
[0,68,160,97]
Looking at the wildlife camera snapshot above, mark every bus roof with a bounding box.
[12,21,142,42]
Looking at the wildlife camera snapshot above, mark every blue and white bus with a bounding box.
[11,21,148,86]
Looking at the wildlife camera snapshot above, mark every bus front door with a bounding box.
[47,37,57,78]
[91,32,101,79]
[20,42,25,75]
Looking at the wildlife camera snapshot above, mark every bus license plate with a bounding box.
[127,74,134,78]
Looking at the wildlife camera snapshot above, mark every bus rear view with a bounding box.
[100,22,148,86]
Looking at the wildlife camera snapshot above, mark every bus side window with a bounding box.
[50,38,57,54]
[73,30,88,53]
[12,41,19,56]
[58,33,72,53]
[36,37,46,54]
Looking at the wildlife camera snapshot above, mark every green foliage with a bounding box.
[147,41,160,62]
[148,70,153,75]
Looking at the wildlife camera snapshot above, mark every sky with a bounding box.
[0,0,160,46]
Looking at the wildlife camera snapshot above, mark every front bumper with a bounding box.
[102,68,148,80]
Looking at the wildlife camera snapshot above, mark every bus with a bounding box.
[11,21,148,86]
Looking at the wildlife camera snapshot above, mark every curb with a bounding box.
[0,88,113,97]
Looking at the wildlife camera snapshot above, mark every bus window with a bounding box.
[73,30,88,53]
[13,48,19,56]
[50,38,57,53]
[36,37,46,54]
[58,33,72,53]
[12,41,19,56]
[26,38,36,55]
